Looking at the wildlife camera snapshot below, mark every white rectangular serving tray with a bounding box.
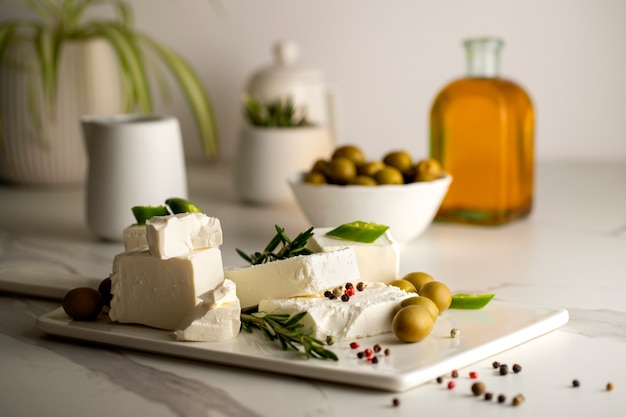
[37,301,569,392]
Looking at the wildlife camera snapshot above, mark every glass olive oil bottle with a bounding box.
[430,38,534,225]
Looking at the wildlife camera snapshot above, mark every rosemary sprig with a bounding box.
[236,225,315,265]
[240,311,338,361]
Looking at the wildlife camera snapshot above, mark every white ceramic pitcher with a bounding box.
[82,115,187,241]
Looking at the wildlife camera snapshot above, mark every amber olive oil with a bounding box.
[430,38,534,225]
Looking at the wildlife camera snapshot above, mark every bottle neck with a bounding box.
[464,38,503,78]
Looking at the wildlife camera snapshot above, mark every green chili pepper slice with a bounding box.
[325,221,389,244]
[131,205,169,225]
[449,293,495,309]
[166,197,203,214]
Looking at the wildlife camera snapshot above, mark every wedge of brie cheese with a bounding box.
[173,279,241,341]
[109,246,225,330]
[146,213,223,259]
[307,227,400,284]
[225,248,360,309]
[258,283,411,341]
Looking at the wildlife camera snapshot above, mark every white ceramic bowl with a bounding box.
[288,173,452,244]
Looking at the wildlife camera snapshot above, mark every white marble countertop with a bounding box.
[1,161,625,417]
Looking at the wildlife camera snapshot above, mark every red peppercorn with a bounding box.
[451,370,459,378]
[469,371,478,379]
[350,342,359,349]
[345,286,356,297]
[447,381,456,389]
[364,348,373,357]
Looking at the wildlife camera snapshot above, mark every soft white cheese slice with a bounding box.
[225,248,360,309]
[109,247,225,330]
[307,227,400,284]
[122,224,147,251]
[258,283,412,341]
[146,213,223,259]
[173,279,241,342]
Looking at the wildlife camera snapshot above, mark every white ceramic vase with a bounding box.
[0,39,122,186]
[234,125,334,205]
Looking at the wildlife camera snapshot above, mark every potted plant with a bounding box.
[234,95,333,205]
[0,0,218,186]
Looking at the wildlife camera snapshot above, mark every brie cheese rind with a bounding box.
[146,213,223,259]
[307,227,400,284]
[109,247,225,330]
[122,224,147,251]
[173,279,241,342]
[225,247,360,310]
[258,283,412,341]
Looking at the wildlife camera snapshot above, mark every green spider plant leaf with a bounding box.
[139,33,218,160]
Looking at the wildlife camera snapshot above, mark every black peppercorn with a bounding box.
[499,364,509,375]
[572,379,580,387]
[341,293,350,302]
[497,394,506,403]
[484,392,493,401]
[492,361,500,369]
[512,363,522,373]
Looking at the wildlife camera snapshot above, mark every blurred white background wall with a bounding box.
[4,0,626,163]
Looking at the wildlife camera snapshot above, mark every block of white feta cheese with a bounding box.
[173,279,241,342]
[146,213,223,259]
[306,227,400,284]
[109,246,225,330]
[122,224,147,251]
[258,283,412,341]
[225,248,360,310]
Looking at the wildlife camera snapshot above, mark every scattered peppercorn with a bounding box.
[606,382,614,391]
[484,392,493,401]
[447,381,456,389]
[492,361,500,369]
[450,328,460,338]
[350,342,360,349]
[324,290,332,298]
[451,370,459,378]
[471,382,486,396]
[341,293,350,302]
[384,348,391,356]
[364,348,373,357]
[572,379,580,387]
[372,356,379,364]
[512,394,524,406]
[332,287,343,297]
[357,351,365,359]
[345,282,353,289]
[373,343,382,353]
[345,286,356,297]
[436,376,444,384]
[469,371,478,379]
[392,397,400,407]
[512,364,522,373]
[325,335,335,345]
[499,364,509,375]
[497,394,506,403]
[356,282,366,291]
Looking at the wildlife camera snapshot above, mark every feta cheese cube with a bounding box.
[173,279,241,342]
[122,224,147,251]
[225,248,360,309]
[109,247,225,330]
[307,227,400,284]
[146,213,223,259]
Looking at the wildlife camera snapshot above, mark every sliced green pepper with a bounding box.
[449,293,495,309]
[325,221,389,244]
[166,197,203,214]
[131,205,169,225]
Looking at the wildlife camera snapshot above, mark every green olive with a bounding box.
[388,279,417,293]
[401,271,435,293]
[374,166,404,185]
[310,159,328,174]
[414,158,443,182]
[399,296,440,321]
[332,145,366,166]
[349,175,377,186]
[383,151,413,176]
[303,171,327,185]
[392,305,435,343]
[419,281,452,314]
[62,287,104,321]
[326,157,356,185]
[358,161,385,177]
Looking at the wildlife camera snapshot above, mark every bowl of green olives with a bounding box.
[288,145,452,243]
